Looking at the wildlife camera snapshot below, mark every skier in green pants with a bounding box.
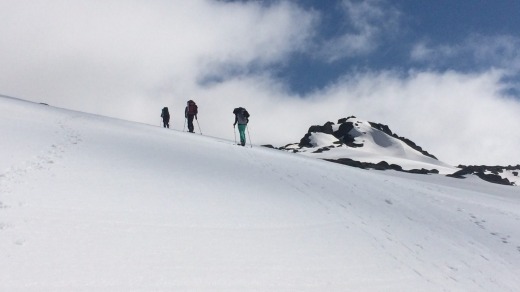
[233,107,250,146]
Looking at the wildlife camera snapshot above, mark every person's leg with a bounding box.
[238,124,247,146]
[187,115,194,132]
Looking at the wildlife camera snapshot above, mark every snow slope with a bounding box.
[1,96,520,291]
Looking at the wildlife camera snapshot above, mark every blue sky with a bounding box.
[1,0,520,164]
[264,0,520,95]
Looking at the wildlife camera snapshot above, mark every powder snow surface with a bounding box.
[1,97,520,291]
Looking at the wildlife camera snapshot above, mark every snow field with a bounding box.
[1,96,520,291]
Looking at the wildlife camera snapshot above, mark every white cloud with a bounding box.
[315,69,520,166]
[317,0,401,62]
[0,0,316,119]
[1,0,520,166]
[190,68,520,166]
[411,35,520,74]
[410,42,459,63]
[468,35,520,73]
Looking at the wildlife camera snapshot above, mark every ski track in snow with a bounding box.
[0,114,82,246]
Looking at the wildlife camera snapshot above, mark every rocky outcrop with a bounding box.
[324,158,439,174]
[299,122,335,148]
[447,165,520,186]
[297,117,435,152]
[268,116,518,187]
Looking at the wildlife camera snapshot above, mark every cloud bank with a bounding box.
[1,0,520,165]
[316,0,401,61]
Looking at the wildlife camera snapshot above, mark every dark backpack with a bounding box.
[233,107,250,116]
[233,107,250,123]
[242,108,250,118]
[161,107,170,119]
[187,100,198,115]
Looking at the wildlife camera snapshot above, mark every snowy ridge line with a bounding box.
[0,93,21,100]
[0,93,48,105]
[271,116,519,186]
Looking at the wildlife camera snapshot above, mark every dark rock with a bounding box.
[389,164,404,171]
[325,158,433,174]
[299,121,336,148]
[408,168,431,175]
[375,161,390,170]
[325,158,368,169]
[447,171,467,179]
[312,147,332,153]
[347,142,364,148]
[299,133,313,148]
[369,122,393,136]
[334,122,355,144]
[308,121,334,135]
[337,116,356,124]
[477,173,511,186]
[447,165,516,186]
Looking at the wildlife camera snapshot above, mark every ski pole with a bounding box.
[246,125,253,148]
[196,118,203,135]
[183,118,186,132]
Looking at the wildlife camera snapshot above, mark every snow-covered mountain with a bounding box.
[273,116,520,186]
[1,96,520,291]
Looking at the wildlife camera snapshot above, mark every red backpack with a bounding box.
[187,100,198,115]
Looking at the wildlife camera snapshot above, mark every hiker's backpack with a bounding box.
[162,107,170,119]
[233,107,250,124]
[187,100,198,115]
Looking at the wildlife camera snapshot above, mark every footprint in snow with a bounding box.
[14,239,26,246]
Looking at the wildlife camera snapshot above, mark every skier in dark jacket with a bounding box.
[185,100,198,133]
[233,107,249,146]
[161,107,170,128]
